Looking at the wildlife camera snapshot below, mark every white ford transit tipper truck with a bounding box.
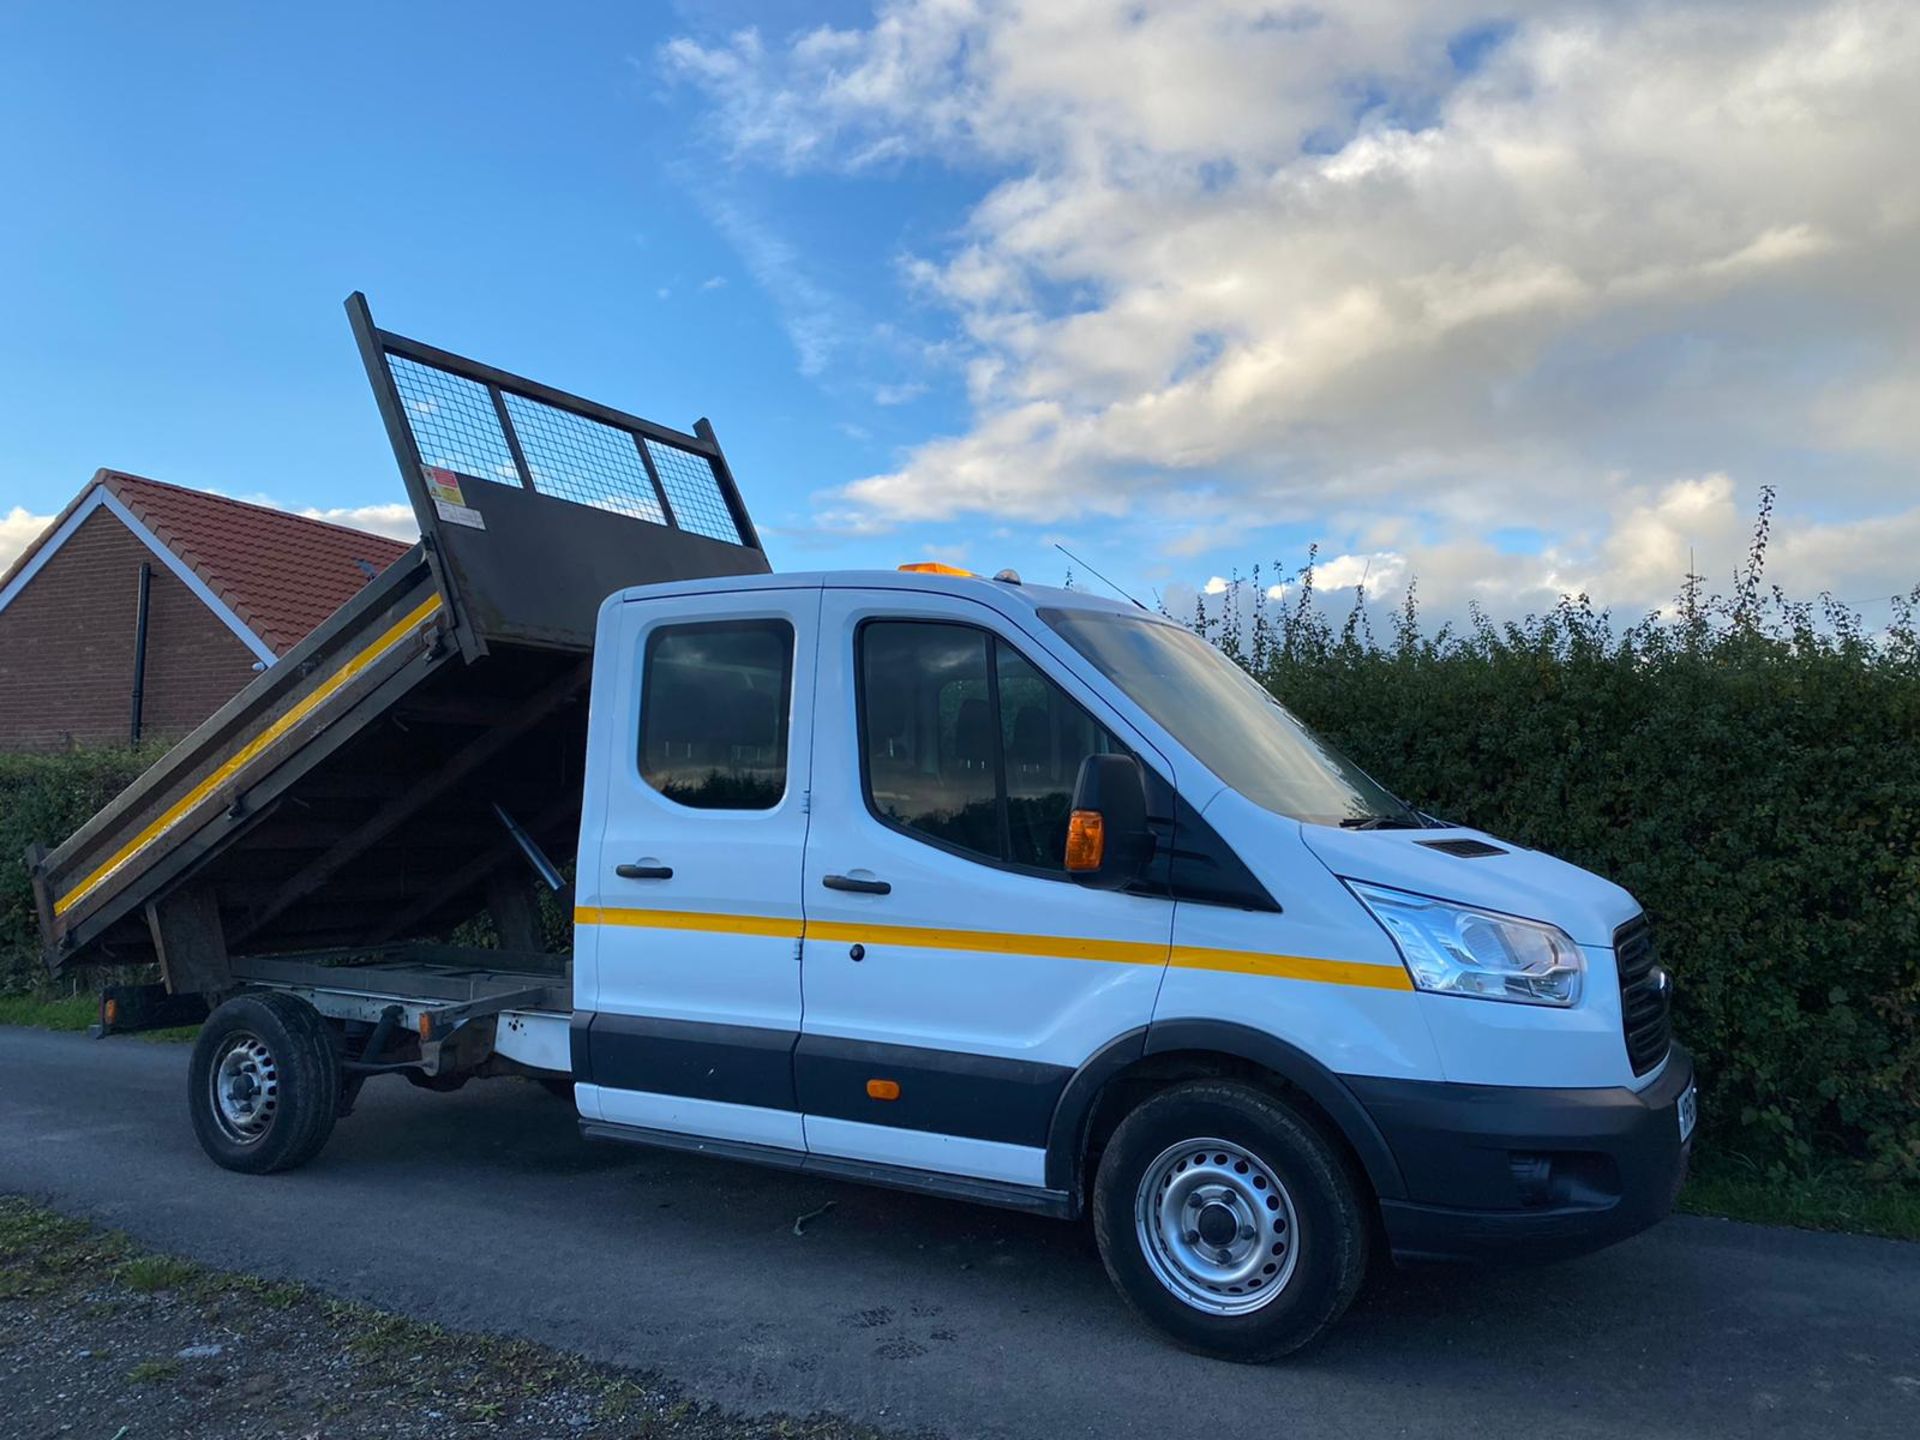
[31,297,1695,1360]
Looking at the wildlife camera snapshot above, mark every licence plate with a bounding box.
[1676,1081,1698,1145]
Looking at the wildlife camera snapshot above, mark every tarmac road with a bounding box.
[3,1024,1915,1439]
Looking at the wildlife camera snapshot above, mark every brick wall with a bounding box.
[0,508,260,752]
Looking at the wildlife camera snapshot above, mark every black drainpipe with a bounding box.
[129,561,151,744]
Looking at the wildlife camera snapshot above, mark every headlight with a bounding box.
[1347,882,1584,1006]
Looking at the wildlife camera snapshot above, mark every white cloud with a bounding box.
[1206,476,1920,623]
[294,503,419,543]
[669,1,1920,615]
[1311,551,1411,599]
[0,506,55,575]
[697,192,857,376]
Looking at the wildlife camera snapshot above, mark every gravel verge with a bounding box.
[0,1195,924,1440]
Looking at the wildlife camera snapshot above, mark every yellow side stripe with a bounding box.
[1171,945,1413,991]
[577,905,1410,992]
[806,919,1161,966]
[55,593,446,918]
[574,906,804,940]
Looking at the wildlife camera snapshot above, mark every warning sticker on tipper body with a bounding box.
[424,467,486,529]
[434,500,487,529]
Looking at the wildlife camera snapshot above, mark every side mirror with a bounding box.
[1065,753,1154,890]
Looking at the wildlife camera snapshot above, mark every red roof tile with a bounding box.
[104,473,413,654]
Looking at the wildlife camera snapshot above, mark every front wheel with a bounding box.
[188,992,340,1174]
[1092,1080,1369,1361]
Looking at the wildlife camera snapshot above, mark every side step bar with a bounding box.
[579,1119,1076,1220]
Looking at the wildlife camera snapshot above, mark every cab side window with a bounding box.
[860,620,1118,872]
[639,620,793,810]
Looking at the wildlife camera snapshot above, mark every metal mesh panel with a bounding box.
[388,356,522,486]
[644,439,740,544]
[502,392,667,525]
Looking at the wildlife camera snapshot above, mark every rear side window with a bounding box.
[859,620,1118,872]
[639,620,793,810]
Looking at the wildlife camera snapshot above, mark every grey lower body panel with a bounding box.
[579,1118,1075,1219]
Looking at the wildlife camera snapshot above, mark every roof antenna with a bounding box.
[1055,543,1147,610]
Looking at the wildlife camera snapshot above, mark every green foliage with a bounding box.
[1192,492,1920,1182]
[1680,1152,1920,1241]
[0,745,163,996]
[0,991,96,1029]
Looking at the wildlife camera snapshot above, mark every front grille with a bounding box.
[1614,917,1671,1076]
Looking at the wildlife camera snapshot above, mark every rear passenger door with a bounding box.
[798,587,1175,1189]
[575,588,820,1151]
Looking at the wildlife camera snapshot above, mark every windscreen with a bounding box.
[1040,608,1415,827]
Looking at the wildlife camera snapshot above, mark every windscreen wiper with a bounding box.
[1339,814,1426,830]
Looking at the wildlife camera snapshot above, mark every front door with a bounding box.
[575,586,820,1150]
[798,587,1176,1187]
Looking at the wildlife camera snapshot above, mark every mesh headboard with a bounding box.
[347,292,770,655]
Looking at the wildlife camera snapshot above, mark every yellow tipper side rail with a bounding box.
[54,594,445,919]
[576,906,1413,992]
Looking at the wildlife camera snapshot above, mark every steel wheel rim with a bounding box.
[1134,1136,1299,1315]
[209,1032,279,1144]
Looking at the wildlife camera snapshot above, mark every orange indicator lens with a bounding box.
[1065,810,1105,871]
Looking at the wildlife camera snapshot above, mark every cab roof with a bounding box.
[611,567,1157,621]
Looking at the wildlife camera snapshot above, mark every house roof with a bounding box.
[0,470,414,657]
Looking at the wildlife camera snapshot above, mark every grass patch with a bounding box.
[118,1254,199,1293]
[126,1358,180,1383]
[227,1273,305,1310]
[341,1306,442,1361]
[0,1202,94,1257]
[0,992,95,1030]
[0,1197,131,1299]
[0,989,197,1041]
[1679,1154,1920,1242]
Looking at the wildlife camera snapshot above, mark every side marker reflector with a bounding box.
[866,1078,901,1101]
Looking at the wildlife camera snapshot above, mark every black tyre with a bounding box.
[1092,1080,1369,1361]
[188,992,340,1174]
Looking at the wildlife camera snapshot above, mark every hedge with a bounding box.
[1,746,164,997]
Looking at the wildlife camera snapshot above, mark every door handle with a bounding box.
[615,863,674,880]
[822,873,891,895]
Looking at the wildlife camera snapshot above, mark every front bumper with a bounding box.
[1346,1046,1695,1264]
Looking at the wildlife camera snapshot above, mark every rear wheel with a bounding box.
[1092,1080,1368,1361]
[188,992,340,1174]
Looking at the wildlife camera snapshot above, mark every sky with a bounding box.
[2,0,1916,625]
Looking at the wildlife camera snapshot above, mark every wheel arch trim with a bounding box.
[1045,1019,1408,1204]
